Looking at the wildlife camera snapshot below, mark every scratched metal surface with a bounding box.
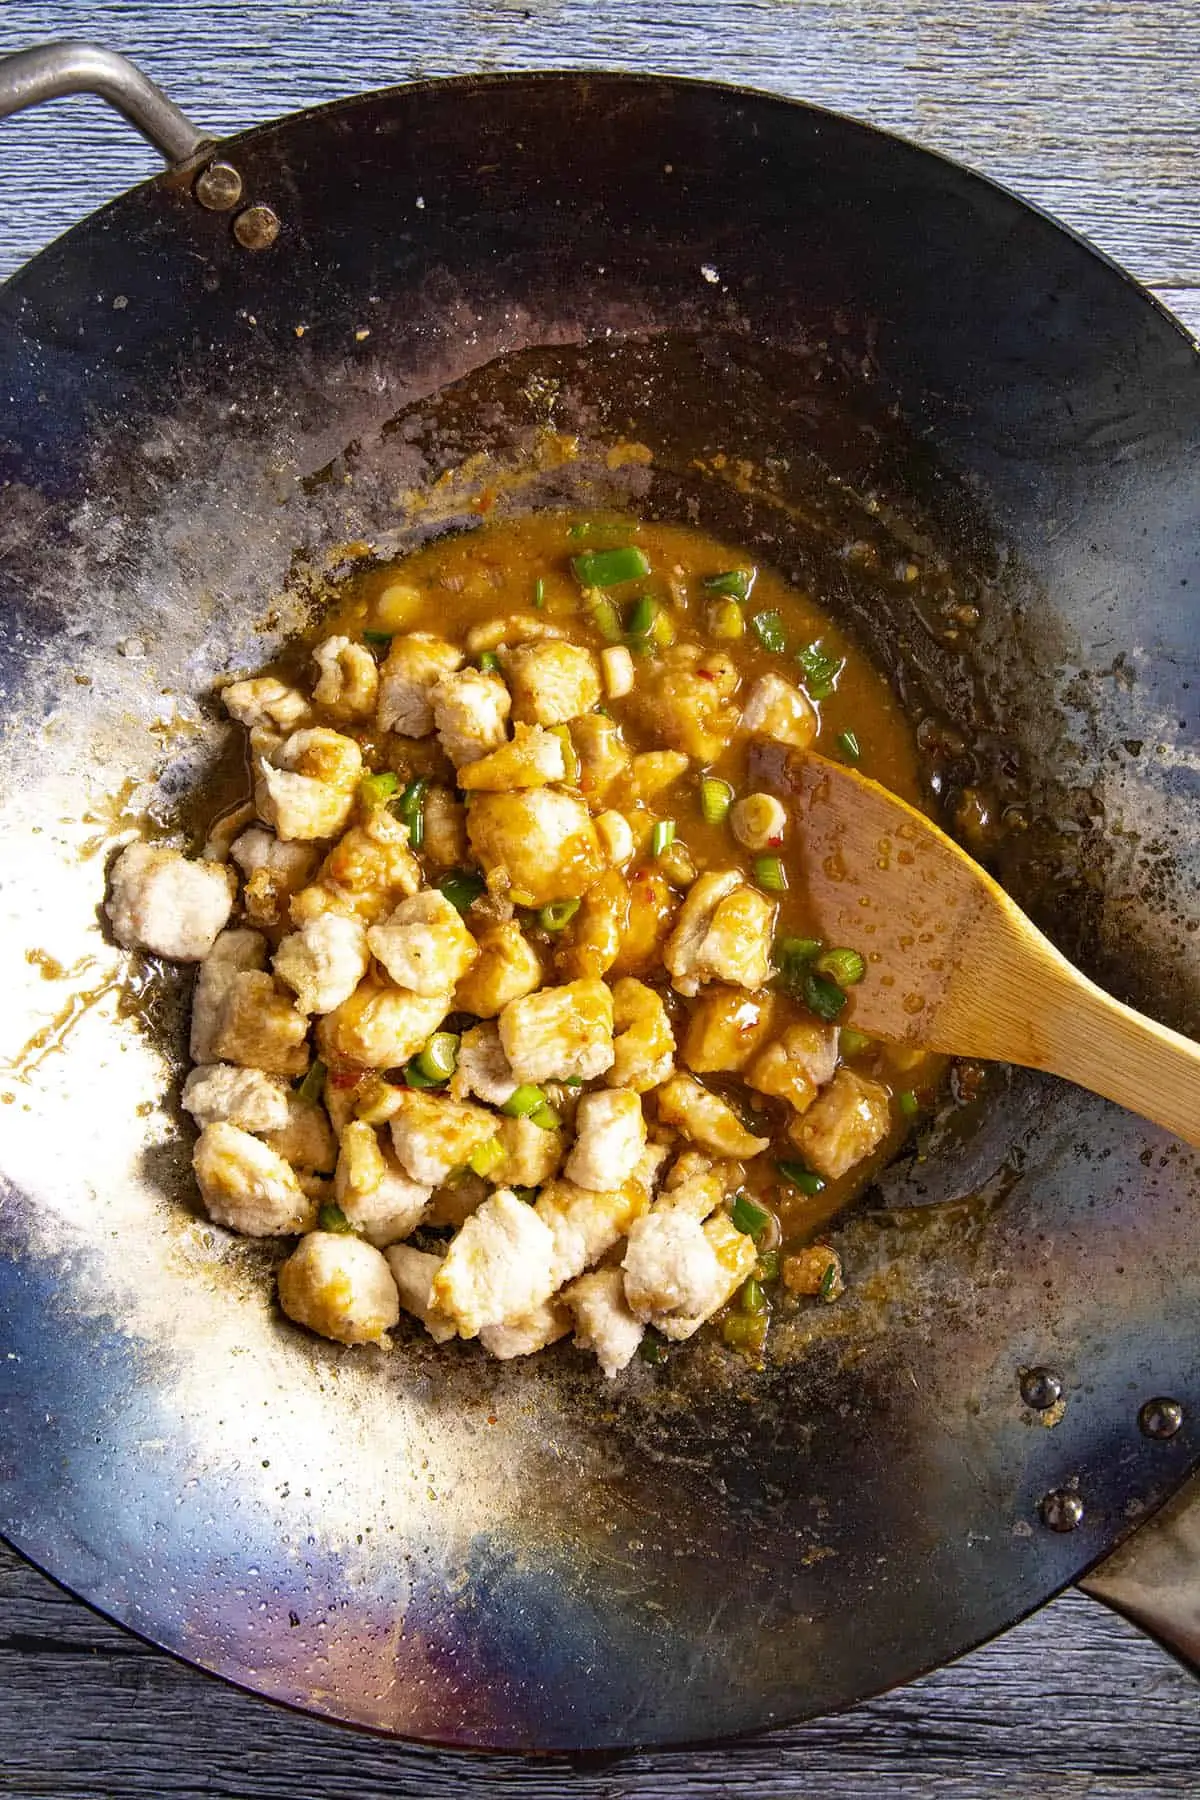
[0,2,1198,1795]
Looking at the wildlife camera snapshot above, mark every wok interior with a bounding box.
[0,74,1197,1747]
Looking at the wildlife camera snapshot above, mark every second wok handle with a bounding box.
[0,40,209,166]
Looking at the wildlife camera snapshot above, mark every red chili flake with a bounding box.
[696,668,715,681]
[330,1065,364,1090]
[768,834,784,847]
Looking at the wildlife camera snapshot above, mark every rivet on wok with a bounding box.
[194,162,243,212]
[1139,1397,1184,1441]
[1039,1488,1084,1533]
[233,204,281,251]
[1020,1367,1063,1412]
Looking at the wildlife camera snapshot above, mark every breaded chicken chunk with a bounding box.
[431,667,511,767]
[318,977,451,1070]
[387,1090,498,1187]
[277,1232,400,1344]
[453,920,543,1018]
[789,1068,890,1179]
[564,1089,647,1191]
[431,1188,559,1337]
[663,869,775,996]
[499,978,614,1083]
[467,788,604,908]
[311,636,379,721]
[740,672,817,750]
[654,1073,770,1158]
[182,1063,290,1135]
[189,928,269,1063]
[377,632,464,736]
[273,913,370,1015]
[193,1122,314,1236]
[366,890,478,995]
[566,1268,644,1376]
[106,843,235,961]
[502,640,601,725]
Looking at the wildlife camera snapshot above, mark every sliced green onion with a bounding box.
[754,854,788,893]
[639,1333,669,1365]
[820,1259,841,1300]
[511,1185,539,1204]
[731,1193,770,1237]
[898,1088,920,1118]
[571,545,651,588]
[741,1275,767,1314]
[836,728,861,763]
[296,1058,327,1106]
[362,628,394,648]
[533,577,545,609]
[477,650,501,673]
[414,1031,460,1083]
[318,1202,354,1234]
[776,1158,827,1196]
[699,776,733,824]
[839,1026,872,1058]
[625,595,659,639]
[587,593,624,643]
[755,1249,781,1284]
[796,641,845,700]
[359,770,400,810]
[814,946,866,987]
[404,1055,447,1090]
[392,776,428,850]
[501,1084,547,1119]
[803,970,848,1021]
[438,869,485,913]
[529,1101,561,1131]
[703,567,756,602]
[751,610,787,654]
[774,936,822,990]
[468,1136,504,1178]
[538,897,581,933]
[722,1311,767,1351]
[651,819,676,857]
[563,1075,584,1090]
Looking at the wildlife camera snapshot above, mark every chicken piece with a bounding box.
[291,808,422,928]
[457,723,566,791]
[682,987,776,1075]
[222,675,311,735]
[431,667,512,767]
[273,913,370,1015]
[555,869,629,980]
[623,750,691,806]
[565,1089,647,1191]
[449,1022,518,1108]
[277,1231,400,1345]
[467,788,604,908]
[465,613,566,655]
[202,801,257,865]
[431,1188,559,1337]
[622,1207,755,1340]
[255,728,364,841]
[611,986,676,1094]
[493,1114,566,1189]
[535,1177,651,1286]
[384,1243,458,1342]
[663,869,775,996]
[730,791,789,852]
[595,809,635,868]
[211,970,311,1076]
[318,977,451,1071]
[182,1064,291,1134]
[453,919,543,1018]
[783,1243,845,1301]
[229,828,318,930]
[502,639,601,725]
[106,843,235,962]
[746,1020,840,1114]
[569,713,632,803]
[479,1297,572,1361]
[424,1170,489,1230]
[334,1120,430,1245]
[365,890,478,996]
[658,1160,726,1221]
[610,868,678,978]
[789,1068,891,1179]
[499,978,614,1084]
[387,1089,498,1186]
[189,928,269,1063]
[600,645,635,700]
[627,643,740,761]
[566,1268,644,1376]
[312,635,379,721]
[193,1122,315,1236]
[421,785,468,870]
[377,632,463,736]
[740,673,817,751]
[263,1092,337,1176]
[633,1140,673,1198]
[654,1073,769,1158]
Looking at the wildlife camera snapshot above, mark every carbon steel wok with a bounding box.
[0,41,1198,1752]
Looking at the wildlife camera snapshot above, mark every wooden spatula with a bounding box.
[787,752,1200,1146]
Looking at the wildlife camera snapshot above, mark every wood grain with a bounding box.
[0,2,1197,1794]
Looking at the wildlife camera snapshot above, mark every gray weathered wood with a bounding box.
[0,1,1197,1794]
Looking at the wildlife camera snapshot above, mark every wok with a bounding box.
[0,40,1197,1751]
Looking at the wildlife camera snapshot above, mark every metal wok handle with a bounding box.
[0,40,209,165]
[1080,1471,1200,1676]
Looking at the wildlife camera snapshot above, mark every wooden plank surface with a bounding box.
[0,2,1197,1794]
